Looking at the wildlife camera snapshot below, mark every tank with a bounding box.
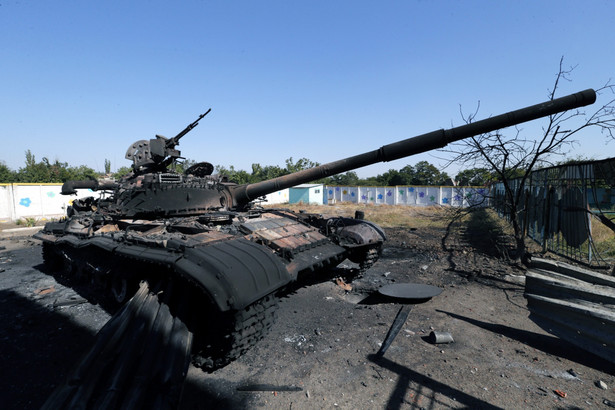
[34,89,596,371]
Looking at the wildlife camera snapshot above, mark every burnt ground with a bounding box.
[0,210,614,409]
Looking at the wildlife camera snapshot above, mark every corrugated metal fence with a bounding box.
[493,158,615,267]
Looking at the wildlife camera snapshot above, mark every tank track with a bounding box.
[335,246,381,284]
[191,293,278,372]
[41,242,140,306]
[42,242,63,271]
[191,293,278,371]
[42,241,279,372]
[359,247,381,274]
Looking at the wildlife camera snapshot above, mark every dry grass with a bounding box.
[263,202,460,229]
[591,216,615,257]
[469,208,515,236]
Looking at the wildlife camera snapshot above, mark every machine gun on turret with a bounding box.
[125,108,211,173]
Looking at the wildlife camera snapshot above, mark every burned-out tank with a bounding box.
[34,89,596,371]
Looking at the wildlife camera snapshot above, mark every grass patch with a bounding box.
[263,203,614,264]
[263,202,458,229]
[591,217,615,258]
[464,208,517,257]
[467,208,514,237]
[15,217,37,227]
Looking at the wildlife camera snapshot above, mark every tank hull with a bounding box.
[35,207,384,370]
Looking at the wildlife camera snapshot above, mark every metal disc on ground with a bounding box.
[378,283,442,302]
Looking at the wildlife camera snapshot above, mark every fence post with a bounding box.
[9,184,17,222]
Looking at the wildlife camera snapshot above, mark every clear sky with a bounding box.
[1,1,614,178]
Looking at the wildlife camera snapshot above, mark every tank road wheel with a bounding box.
[346,246,381,279]
[192,293,279,372]
[42,243,63,272]
[60,250,78,278]
[110,274,136,306]
[359,247,381,274]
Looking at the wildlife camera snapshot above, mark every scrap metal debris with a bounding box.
[42,281,193,409]
[428,331,454,344]
[377,305,411,357]
[34,286,56,296]
[596,380,609,390]
[525,258,615,366]
[335,277,352,291]
[554,389,567,398]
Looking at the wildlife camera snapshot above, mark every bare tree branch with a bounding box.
[439,57,615,262]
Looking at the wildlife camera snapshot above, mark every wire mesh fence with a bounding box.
[492,157,615,268]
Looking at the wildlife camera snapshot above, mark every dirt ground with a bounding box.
[1,210,614,409]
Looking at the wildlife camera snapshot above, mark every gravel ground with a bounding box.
[0,221,614,409]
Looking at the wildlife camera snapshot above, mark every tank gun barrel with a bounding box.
[62,179,118,195]
[230,88,596,207]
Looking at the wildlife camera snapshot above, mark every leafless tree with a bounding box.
[442,57,615,263]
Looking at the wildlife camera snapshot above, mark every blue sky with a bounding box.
[1,1,614,178]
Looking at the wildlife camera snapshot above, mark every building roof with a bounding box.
[291,184,323,189]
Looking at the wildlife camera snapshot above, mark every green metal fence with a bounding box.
[492,157,615,268]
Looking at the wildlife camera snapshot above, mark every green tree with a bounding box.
[0,161,16,183]
[18,151,51,182]
[114,166,133,179]
[455,168,494,186]
[69,164,98,181]
[16,150,96,183]
[283,157,329,184]
[216,165,253,184]
[284,157,320,173]
[412,161,450,185]
[357,176,380,186]
[172,158,198,174]
[376,169,402,186]
[251,163,286,182]
[397,165,416,185]
[104,159,111,175]
[328,171,360,186]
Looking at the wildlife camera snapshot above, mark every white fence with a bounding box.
[0,183,488,223]
[325,186,488,207]
[264,188,290,204]
[0,183,98,223]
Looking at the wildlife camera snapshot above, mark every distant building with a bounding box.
[263,188,289,204]
[289,184,324,205]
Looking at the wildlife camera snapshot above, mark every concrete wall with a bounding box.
[0,183,100,222]
[325,186,488,207]
[263,188,290,204]
[0,183,486,222]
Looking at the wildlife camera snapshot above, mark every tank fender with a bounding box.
[334,218,387,248]
[175,238,291,312]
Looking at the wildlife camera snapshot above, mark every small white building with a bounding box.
[289,184,325,205]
